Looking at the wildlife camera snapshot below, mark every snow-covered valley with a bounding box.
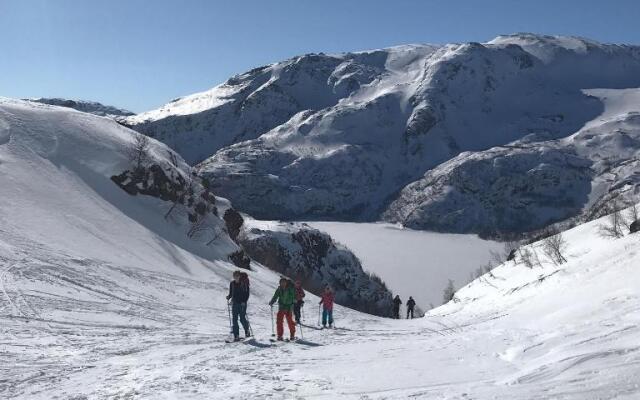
[305,221,501,311]
[2,96,640,399]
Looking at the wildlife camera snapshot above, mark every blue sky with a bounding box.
[1,0,639,112]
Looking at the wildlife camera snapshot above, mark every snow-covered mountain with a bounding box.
[122,33,640,235]
[384,88,640,234]
[27,97,134,118]
[2,96,639,397]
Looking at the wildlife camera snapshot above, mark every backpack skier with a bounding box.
[293,279,305,325]
[319,286,335,328]
[392,295,402,319]
[269,278,296,341]
[406,296,416,319]
[226,271,251,341]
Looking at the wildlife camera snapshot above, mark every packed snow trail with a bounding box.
[1,99,640,399]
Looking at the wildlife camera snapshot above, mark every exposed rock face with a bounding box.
[383,146,594,235]
[27,98,134,118]
[223,208,244,242]
[630,220,640,234]
[111,164,218,221]
[228,249,251,270]
[236,220,394,317]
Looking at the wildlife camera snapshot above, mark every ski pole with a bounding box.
[301,304,305,322]
[299,319,304,340]
[245,303,254,337]
[318,304,321,326]
[227,301,233,334]
[270,305,275,337]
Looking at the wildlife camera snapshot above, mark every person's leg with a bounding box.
[276,310,285,339]
[328,309,333,327]
[239,303,250,336]
[293,301,301,324]
[285,311,296,339]
[231,303,240,338]
[322,308,328,327]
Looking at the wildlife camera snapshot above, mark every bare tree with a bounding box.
[542,231,568,265]
[164,201,179,220]
[127,133,150,174]
[489,240,519,266]
[205,226,227,246]
[626,203,638,225]
[518,247,535,269]
[599,205,625,239]
[442,279,456,304]
[187,215,208,239]
[482,263,495,276]
[531,246,544,268]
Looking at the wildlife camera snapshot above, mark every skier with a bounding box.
[269,277,296,341]
[406,296,416,319]
[392,295,402,319]
[226,271,251,341]
[319,285,335,328]
[293,279,305,325]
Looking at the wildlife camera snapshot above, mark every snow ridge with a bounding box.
[27,97,134,118]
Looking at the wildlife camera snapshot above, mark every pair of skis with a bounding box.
[224,336,320,347]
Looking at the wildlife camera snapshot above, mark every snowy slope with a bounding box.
[3,106,639,400]
[27,97,134,118]
[306,221,502,311]
[0,98,400,398]
[136,33,640,234]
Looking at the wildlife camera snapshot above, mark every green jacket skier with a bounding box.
[269,278,296,340]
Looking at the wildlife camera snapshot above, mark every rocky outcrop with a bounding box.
[237,220,394,317]
[27,98,134,118]
[223,208,244,242]
[383,146,594,236]
[228,249,251,270]
[111,164,218,221]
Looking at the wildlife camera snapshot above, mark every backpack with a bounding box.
[239,272,250,289]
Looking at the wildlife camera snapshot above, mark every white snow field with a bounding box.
[1,98,640,399]
[306,221,502,311]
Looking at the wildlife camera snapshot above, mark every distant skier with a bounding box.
[406,296,416,319]
[393,295,402,319]
[319,286,335,328]
[269,277,296,341]
[226,271,251,341]
[293,279,306,325]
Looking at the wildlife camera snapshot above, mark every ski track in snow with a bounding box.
[2,227,640,400]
